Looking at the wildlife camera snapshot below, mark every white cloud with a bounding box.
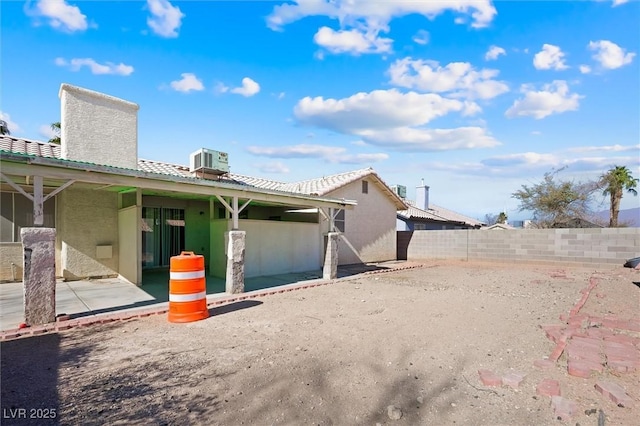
[246,144,389,164]
[533,44,568,70]
[429,151,639,178]
[579,65,592,74]
[505,80,582,119]
[412,30,429,45]
[230,77,260,97]
[277,92,285,100]
[256,161,290,174]
[588,40,635,70]
[295,89,467,133]
[612,0,629,6]
[293,89,499,152]
[0,111,20,134]
[54,57,134,75]
[266,0,496,56]
[340,152,390,164]
[481,152,558,168]
[170,73,204,93]
[313,26,392,55]
[462,101,482,116]
[485,45,506,61]
[30,0,89,32]
[388,58,509,100]
[266,0,497,31]
[214,82,229,94]
[357,127,500,152]
[39,124,58,140]
[567,144,640,153]
[147,0,184,38]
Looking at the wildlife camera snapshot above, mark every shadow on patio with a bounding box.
[140,262,395,302]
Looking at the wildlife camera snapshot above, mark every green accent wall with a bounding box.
[184,200,211,267]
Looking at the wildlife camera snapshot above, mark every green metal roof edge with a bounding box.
[0,150,357,206]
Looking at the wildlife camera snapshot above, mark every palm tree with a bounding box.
[497,212,508,224]
[49,122,61,144]
[600,166,638,227]
[0,119,10,135]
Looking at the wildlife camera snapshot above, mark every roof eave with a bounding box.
[0,151,357,209]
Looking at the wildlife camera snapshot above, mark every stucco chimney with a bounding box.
[59,84,139,169]
[416,180,429,210]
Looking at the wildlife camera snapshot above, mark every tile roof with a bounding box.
[137,158,191,177]
[398,199,484,227]
[398,202,448,222]
[137,158,285,190]
[482,223,515,230]
[0,135,61,158]
[277,167,375,195]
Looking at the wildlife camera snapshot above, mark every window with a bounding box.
[414,223,427,230]
[0,192,56,242]
[333,209,345,232]
[362,180,368,194]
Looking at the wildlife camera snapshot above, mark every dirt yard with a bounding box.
[1,261,639,425]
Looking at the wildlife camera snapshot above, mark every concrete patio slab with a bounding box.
[0,261,412,331]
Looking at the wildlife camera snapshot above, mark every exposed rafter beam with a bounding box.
[44,179,75,201]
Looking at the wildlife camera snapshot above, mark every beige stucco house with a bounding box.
[0,84,406,284]
[278,169,407,265]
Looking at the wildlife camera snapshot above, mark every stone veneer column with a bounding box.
[323,232,339,280]
[21,228,56,325]
[226,231,245,294]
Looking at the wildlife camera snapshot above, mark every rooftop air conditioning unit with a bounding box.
[189,148,229,175]
[391,185,406,199]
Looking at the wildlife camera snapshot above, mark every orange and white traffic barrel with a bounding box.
[168,251,209,323]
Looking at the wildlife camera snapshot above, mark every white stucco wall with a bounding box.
[59,84,139,169]
[240,220,322,278]
[326,178,398,265]
[58,188,119,279]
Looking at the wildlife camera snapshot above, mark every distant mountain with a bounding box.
[593,207,640,227]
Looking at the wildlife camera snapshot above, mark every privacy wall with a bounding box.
[400,228,639,267]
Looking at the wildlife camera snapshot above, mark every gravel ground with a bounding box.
[1,260,638,425]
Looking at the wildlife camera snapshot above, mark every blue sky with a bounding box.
[2,0,639,220]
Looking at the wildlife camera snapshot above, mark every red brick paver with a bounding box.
[0,263,425,341]
[533,359,555,370]
[595,380,633,407]
[537,379,561,397]
[502,372,526,389]
[551,396,578,420]
[477,369,502,387]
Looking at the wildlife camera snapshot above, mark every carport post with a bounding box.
[225,230,245,294]
[323,232,339,280]
[21,228,56,325]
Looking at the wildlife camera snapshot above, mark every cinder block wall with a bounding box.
[404,228,639,267]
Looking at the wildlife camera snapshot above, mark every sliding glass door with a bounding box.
[141,207,185,268]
